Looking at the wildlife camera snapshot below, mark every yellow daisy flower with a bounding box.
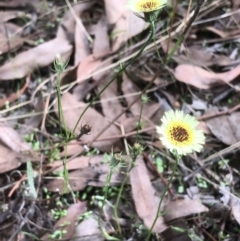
[156,110,205,156]
[127,0,167,13]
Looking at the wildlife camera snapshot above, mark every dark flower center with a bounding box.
[171,126,189,142]
[140,1,157,10]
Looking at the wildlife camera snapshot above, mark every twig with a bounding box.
[197,103,240,121]
[193,218,218,241]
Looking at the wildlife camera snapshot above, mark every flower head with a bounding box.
[156,110,205,156]
[127,0,167,13]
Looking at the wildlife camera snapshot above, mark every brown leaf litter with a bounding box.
[205,106,240,145]
[0,1,96,80]
[54,92,121,152]
[130,156,208,233]
[174,64,240,89]
[41,202,87,240]
[104,0,148,52]
[46,155,127,192]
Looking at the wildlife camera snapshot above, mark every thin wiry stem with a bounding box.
[72,21,155,135]
[146,154,180,240]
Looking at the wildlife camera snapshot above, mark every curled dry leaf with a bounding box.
[41,202,87,240]
[130,156,167,233]
[205,106,240,145]
[174,64,240,89]
[163,199,208,222]
[54,92,121,152]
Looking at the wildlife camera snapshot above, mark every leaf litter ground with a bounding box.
[1,0,240,240]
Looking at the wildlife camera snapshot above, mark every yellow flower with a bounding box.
[127,0,167,13]
[156,110,205,156]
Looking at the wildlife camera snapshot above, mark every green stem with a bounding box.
[72,21,155,134]
[112,23,156,235]
[98,170,120,240]
[135,96,144,143]
[56,72,70,192]
[146,155,180,240]
[113,160,134,235]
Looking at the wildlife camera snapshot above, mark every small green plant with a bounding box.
[78,210,93,221]
[51,200,67,220]
[51,208,67,220]
[218,231,230,241]
[197,176,208,189]
[49,229,67,240]
[24,133,40,150]
[155,156,166,173]
[188,228,204,241]
[43,187,51,199]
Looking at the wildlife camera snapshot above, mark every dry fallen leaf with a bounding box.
[205,106,240,145]
[0,38,72,80]
[47,155,103,172]
[163,199,208,222]
[91,15,110,56]
[0,144,24,173]
[59,140,84,157]
[72,2,95,65]
[230,196,240,226]
[46,167,96,192]
[161,40,231,67]
[41,202,87,240]
[104,0,147,52]
[174,64,240,89]
[0,11,25,23]
[54,92,121,152]
[0,23,24,54]
[0,0,39,9]
[0,1,97,80]
[77,15,110,82]
[77,54,103,82]
[57,1,95,41]
[0,124,31,152]
[130,155,167,233]
[0,75,30,108]
[75,216,104,241]
[122,73,165,136]
[97,73,126,122]
[47,155,126,190]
